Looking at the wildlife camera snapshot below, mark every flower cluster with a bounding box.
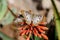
[18,22,48,40]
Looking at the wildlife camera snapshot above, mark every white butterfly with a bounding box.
[22,10,43,26]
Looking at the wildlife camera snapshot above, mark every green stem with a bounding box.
[51,0,60,19]
[51,0,60,40]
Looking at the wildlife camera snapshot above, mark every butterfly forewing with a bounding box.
[23,11,32,25]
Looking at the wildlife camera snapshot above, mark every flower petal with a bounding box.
[18,27,23,30]
[37,34,41,38]
[20,30,27,36]
[26,29,30,35]
[41,34,48,40]
[33,30,37,37]
[36,26,45,33]
[38,26,48,30]
[26,37,30,40]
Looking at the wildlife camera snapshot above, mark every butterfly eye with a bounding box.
[23,11,32,25]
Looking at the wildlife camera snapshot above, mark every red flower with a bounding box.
[18,22,48,40]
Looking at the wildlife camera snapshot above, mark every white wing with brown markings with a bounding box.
[32,15,43,26]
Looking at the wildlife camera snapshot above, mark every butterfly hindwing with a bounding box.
[33,15,43,26]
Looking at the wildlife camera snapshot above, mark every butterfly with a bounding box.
[21,10,43,26]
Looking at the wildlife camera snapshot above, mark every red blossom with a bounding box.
[18,22,48,40]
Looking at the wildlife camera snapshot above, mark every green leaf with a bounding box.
[54,10,60,40]
[31,35,44,40]
[34,36,43,40]
[0,31,13,40]
[0,0,7,20]
[0,11,14,25]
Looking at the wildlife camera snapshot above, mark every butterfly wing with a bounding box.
[33,15,43,26]
[22,11,32,25]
